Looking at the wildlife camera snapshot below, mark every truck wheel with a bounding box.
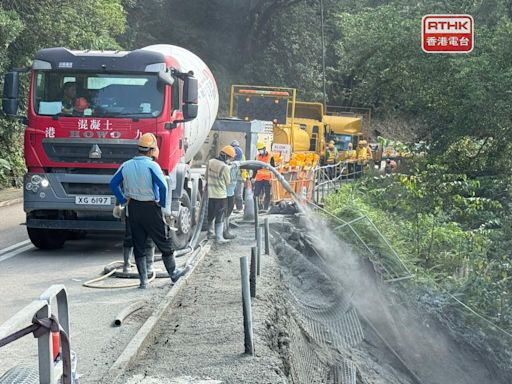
[191,189,203,227]
[27,227,67,249]
[169,192,193,250]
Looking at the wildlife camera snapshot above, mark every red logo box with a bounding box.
[422,15,474,53]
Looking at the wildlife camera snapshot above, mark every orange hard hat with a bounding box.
[74,97,89,112]
[221,145,236,158]
[138,133,158,151]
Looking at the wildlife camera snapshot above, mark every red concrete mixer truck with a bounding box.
[1,44,218,249]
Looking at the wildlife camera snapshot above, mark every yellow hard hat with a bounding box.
[256,141,266,150]
[328,143,334,149]
[221,145,236,158]
[138,133,157,151]
[360,140,367,145]
[348,143,353,148]
[329,140,335,145]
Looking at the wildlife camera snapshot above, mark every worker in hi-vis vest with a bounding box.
[254,141,275,211]
[324,140,338,179]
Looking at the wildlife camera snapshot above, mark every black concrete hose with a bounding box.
[113,301,145,327]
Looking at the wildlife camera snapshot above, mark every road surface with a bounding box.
[0,202,172,383]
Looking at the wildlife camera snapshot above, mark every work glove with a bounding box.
[161,206,178,231]
[113,205,125,219]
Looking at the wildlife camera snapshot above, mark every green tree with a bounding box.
[0,0,126,187]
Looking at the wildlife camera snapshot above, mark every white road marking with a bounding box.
[0,239,31,256]
[0,243,34,263]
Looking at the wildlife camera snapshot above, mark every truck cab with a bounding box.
[323,115,363,153]
[2,46,211,249]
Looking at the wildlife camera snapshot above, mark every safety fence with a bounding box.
[270,167,315,203]
[269,160,365,206]
[312,160,364,204]
[0,285,77,384]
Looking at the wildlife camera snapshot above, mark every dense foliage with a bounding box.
[0,0,126,186]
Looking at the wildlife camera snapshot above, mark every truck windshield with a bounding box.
[331,134,353,151]
[34,72,164,118]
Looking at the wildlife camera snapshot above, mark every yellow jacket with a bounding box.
[346,149,357,161]
[206,158,231,198]
[357,147,371,160]
[324,148,338,164]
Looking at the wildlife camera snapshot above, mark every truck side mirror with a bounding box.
[2,72,19,116]
[184,76,198,104]
[182,75,198,121]
[183,103,198,120]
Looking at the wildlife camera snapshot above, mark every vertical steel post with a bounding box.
[253,193,259,239]
[256,227,262,276]
[240,256,254,355]
[264,217,270,255]
[250,247,257,298]
[36,304,54,384]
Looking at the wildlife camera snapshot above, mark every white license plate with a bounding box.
[75,195,112,205]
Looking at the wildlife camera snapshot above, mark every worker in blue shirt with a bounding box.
[109,133,187,288]
[113,148,160,275]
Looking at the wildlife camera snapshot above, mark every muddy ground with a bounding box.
[114,211,512,384]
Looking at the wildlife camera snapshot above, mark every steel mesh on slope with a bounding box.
[271,223,364,383]
[285,289,364,384]
[328,361,358,384]
[288,288,365,351]
[288,322,326,384]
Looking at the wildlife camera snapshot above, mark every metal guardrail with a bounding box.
[0,285,72,384]
[0,300,53,384]
[313,161,363,204]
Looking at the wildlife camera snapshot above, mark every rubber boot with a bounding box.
[243,187,255,221]
[162,254,189,283]
[207,221,215,239]
[135,257,149,289]
[234,198,244,212]
[172,265,190,283]
[215,222,230,244]
[223,216,236,240]
[145,246,155,277]
[122,247,132,273]
[263,193,271,211]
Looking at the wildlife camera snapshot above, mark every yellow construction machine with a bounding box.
[274,101,326,155]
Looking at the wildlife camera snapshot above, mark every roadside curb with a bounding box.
[0,197,22,208]
[103,241,212,384]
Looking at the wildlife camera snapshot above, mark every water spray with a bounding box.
[235,160,306,214]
